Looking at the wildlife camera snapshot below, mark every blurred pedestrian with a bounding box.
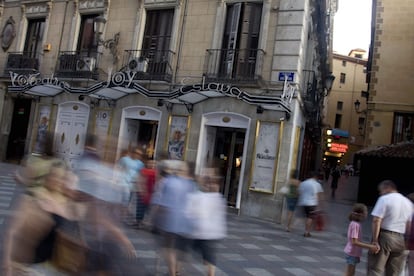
[117,147,144,225]
[151,161,196,276]
[344,203,380,276]
[367,180,413,275]
[73,134,137,274]
[284,169,300,232]
[136,158,157,228]
[406,193,414,275]
[14,131,66,193]
[187,168,227,276]
[297,171,324,237]
[3,164,89,275]
[330,166,341,199]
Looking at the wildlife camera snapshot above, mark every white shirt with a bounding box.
[186,191,227,240]
[371,192,413,234]
[297,178,323,206]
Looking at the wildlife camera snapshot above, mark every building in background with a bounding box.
[0,0,336,221]
[365,0,414,147]
[323,50,367,167]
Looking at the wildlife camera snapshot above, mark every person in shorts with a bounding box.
[297,171,324,237]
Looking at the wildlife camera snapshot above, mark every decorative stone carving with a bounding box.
[21,1,51,16]
[79,0,107,10]
[1,16,16,51]
[144,0,179,6]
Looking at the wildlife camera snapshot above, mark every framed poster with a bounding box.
[94,109,112,157]
[249,120,283,194]
[165,115,190,160]
[33,104,51,152]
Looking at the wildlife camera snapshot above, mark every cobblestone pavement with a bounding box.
[0,162,370,275]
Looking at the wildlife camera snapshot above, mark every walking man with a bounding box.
[297,171,324,237]
[367,180,413,275]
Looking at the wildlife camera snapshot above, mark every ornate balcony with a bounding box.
[122,49,174,82]
[55,51,100,80]
[4,52,39,76]
[204,49,264,83]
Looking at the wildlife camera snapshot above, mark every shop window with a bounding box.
[392,113,414,143]
[334,114,342,129]
[340,73,346,84]
[24,18,45,59]
[337,101,343,111]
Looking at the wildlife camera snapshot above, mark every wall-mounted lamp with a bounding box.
[256,105,264,114]
[185,103,193,114]
[285,111,291,121]
[325,73,335,92]
[94,16,120,64]
[157,99,174,113]
[354,99,366,114]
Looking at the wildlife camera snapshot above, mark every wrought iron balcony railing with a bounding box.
[4,52,39,75]
[55,51,101,80]
[122,49,174,82]
[204,48,264,83]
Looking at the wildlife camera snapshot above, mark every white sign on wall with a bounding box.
[249,121,282,194]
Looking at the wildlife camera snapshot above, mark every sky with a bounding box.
[333,0,372,56]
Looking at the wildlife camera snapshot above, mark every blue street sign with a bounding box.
[278,72,295,82]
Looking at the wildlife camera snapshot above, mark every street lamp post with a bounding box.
[94,16,120,64]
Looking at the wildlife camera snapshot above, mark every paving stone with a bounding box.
[0,202,10,208]
[240,243,261,249]
[252,235,272,241]
[271,245,293,251]
[283,267,313,276]
[260,254,284,262]
[245,267,275,276]
[294,256,318,262]
[325,256,344,263]
[219,253,246,261]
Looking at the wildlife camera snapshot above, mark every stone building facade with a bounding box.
[324,50,367,165]
[366,0,414,146]
[0,0,335,220]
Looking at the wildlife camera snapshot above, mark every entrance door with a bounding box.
[197,112,251,209]
[211,127,245,207]
[119,118,158,159]
[54,102,90,169]
[6,98,32,162]
[117,106,161,159]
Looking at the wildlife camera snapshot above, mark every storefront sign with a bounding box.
[249,121,282,194]
[329,143,348,153]
[8,72,291,115]
[179,76,245,99]
[9,72,70,89]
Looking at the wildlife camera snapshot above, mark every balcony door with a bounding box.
[77,14,99,57]
[220,3,262,79]
[142,9,174,77]
[24,19,45,58]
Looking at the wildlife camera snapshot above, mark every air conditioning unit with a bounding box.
[128,56,148,72]
[76,57,96,72]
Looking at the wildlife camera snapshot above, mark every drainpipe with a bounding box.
[173,0,189,85]
[55,0,69,72]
